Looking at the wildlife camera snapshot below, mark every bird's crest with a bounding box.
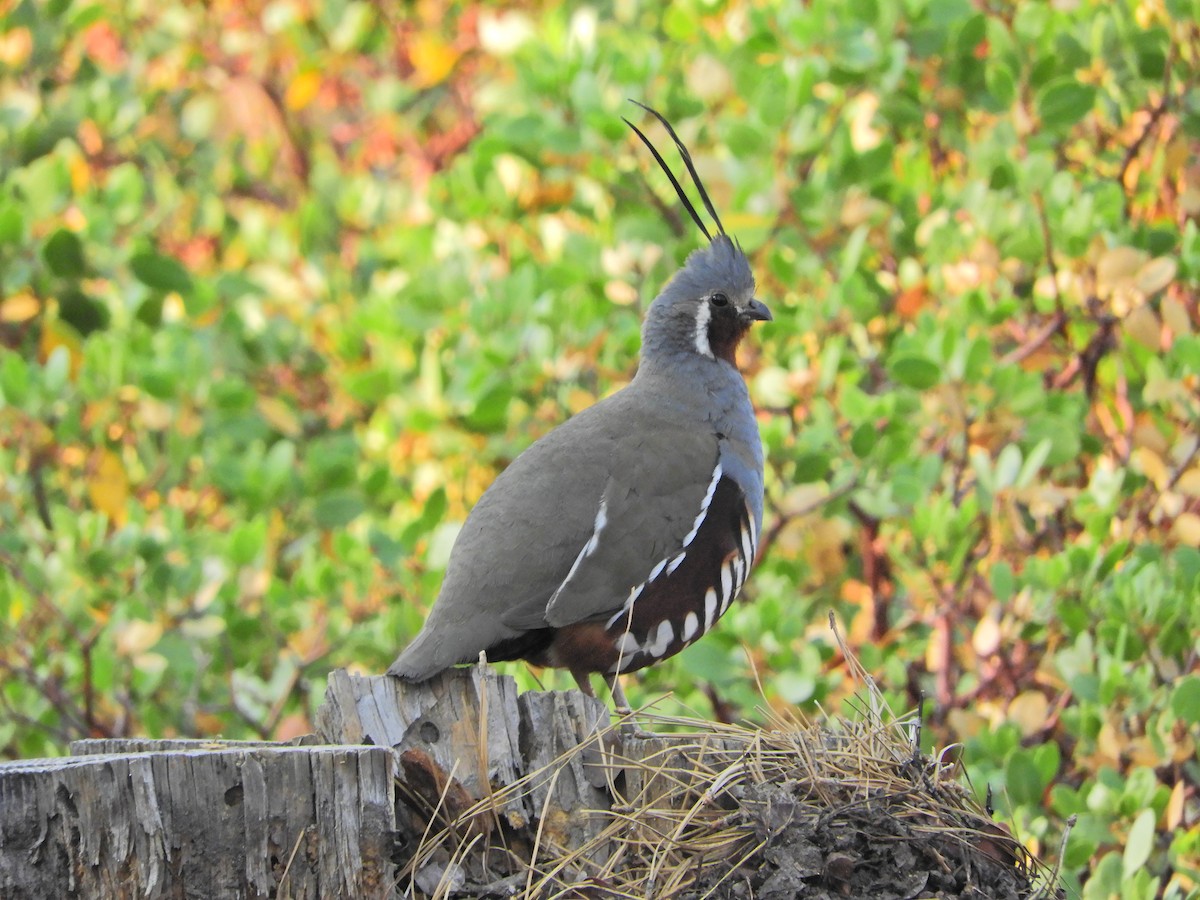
[623,100,725,243]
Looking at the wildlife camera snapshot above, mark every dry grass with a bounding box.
[397,625,1056,899]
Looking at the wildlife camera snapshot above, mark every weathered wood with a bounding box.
[315,665,612,835]
[1,665,1037,898]
[70,736,320,755]
[0,744,396,900]
[319,668,628,891]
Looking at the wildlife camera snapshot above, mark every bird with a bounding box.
[389,101,771,709]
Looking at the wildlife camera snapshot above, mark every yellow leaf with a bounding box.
[285,70,321,111]
[87,449,129,525]
[1166,780,1185,830]
[0,27,32,67]
[1132,446,1169,488]
[1097,246,1148,297]
[946,708,988,739]
[116,618,163,656]
[1171,512,1200,547]
[1096,720,1122,765]
[1008,691,1050,738]
[40,317,83,378]
[1124,303,1161,349]
[410,33,459,86]
[1162,296,1192,335]
[133,652,168,675]
[1135,256,1177,296]
[1,292,40,323]
[1176,468,1200,498]
[972,612,1002,657]
[257,395,302,437]
[69,155,91,194]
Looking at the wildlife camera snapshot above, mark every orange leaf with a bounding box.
[88,449,129,525]
[410,33,459,86]
[285,70,321,111]
[1,292,40,323]
[896,283,929,318]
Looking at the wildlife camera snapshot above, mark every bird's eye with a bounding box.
[711,292,729,307]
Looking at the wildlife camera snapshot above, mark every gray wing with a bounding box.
[389,390,717,679]
[509,418,719,631]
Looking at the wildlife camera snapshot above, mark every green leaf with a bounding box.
[314,490,366,529]
[994,444,1022,490]
[1005,749,1045,806]
[58,288,109,336]
[131,251,193,294]
[42,345,70,394]
[991,561,1015,602]
[793,451,831,483]
[889,355,941,389]
[0,203,24,244]
[229,519,267,566]
[1016,438,1052,488]
[850,421,877,458]
[1171,675,1200,725]
[0,353,31,406]
[1037,79,1097,129]
[1122,809,1156,880]
[42,229,85,277]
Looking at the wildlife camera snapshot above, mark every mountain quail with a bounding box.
[389,103,771,706]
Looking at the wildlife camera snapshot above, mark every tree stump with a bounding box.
[0,664,1043,899]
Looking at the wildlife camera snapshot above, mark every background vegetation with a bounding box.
[1,0,1197,895]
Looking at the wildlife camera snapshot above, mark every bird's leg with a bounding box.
[570,669,595,697]
[606,673,656,738]
[608,675,632,714]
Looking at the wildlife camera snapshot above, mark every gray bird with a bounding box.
[389,102,771,707]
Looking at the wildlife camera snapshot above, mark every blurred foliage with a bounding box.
[1,0,1198,895]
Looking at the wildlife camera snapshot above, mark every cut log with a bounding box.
[0,665,1041,899]
[0,744,395,899]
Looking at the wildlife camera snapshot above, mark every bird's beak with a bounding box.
[742,299,772,323]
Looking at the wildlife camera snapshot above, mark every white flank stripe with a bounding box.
[682,611,699,642]
[681,462,723,549]
[557,498,608,596]
[647,556,669,583]
[614,631,640,656]
[747,511,759,561]
[732,556,746,592]
[720,564,734,611]
[693,302,713,358]
[644,620,674,658]
[666,552,686,576]
[740,524,754,569]
[703,588,718,631]
[607,583,643,628]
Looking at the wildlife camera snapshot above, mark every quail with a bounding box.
[389,102,771,707]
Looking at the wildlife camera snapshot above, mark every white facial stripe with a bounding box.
[681,462,723,549]
[682,611,699,642]
[693,302,714,358]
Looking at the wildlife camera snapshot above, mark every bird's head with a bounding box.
[626,102,772,367]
